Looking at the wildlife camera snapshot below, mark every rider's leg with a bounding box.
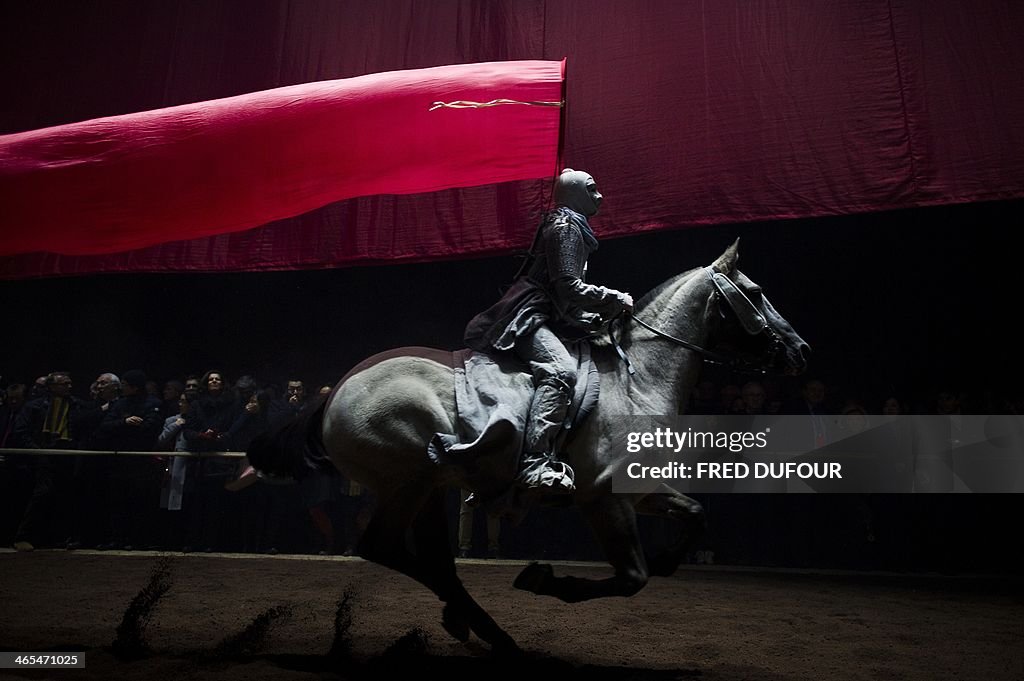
[514,325,577,491]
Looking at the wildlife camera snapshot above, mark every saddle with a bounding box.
[426,342,600,500]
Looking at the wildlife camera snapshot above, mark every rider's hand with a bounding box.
[620,293,634,313]
[577,311,603,329]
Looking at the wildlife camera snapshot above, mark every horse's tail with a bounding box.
[247,396,333,480]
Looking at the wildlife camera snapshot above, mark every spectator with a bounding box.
[0,384,27,448]
[718,383,741,415]
[182,370,241,552]
[94,369,163,550]
[734,381,768,415]
[269,378,311,428]
[223,388,286,553]
[11,372,83,551]
[687,379,718,414]
[183,375,201,403]
[160,379,184,419]
[457,488,501,559]
[77,373,122,448]
[337,478,373,556]
[1,384,29,546]
[880,394,908,417]
[837,399,870,437]
[71,372,121,549]
[226,385,272,451]
[158,392,194,549]
[29,376,47,400]
[783,377,832,449]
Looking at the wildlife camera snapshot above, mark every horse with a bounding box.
[248,239,810,653]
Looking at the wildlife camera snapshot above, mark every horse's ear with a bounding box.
[711,238,740,275]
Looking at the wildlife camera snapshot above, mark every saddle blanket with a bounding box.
[427,342,599,495]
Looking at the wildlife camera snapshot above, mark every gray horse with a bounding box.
[249,240,809,653]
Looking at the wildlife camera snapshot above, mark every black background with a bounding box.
[5,197,1019,412]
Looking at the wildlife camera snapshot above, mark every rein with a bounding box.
[610,267,784,375]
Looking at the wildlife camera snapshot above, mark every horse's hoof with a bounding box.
[513,562,553,594]
[441,604,470,642]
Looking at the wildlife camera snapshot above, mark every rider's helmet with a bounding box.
[554,169,602,217]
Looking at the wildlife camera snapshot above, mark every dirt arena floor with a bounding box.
[1,550,1021,681]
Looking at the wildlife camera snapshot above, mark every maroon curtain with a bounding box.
[1,0,1022,279]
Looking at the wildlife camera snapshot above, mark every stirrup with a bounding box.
[515,452,575,493]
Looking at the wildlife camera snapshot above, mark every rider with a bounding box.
[465,169,633,492]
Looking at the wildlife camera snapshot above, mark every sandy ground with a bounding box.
[0,550,1022,681]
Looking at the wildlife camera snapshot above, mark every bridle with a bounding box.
[610,267,786,375]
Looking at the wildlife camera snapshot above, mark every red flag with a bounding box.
[0,60,564,256]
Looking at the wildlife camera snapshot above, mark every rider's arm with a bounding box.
[546,221,631,318]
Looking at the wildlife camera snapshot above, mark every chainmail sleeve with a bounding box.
[544,215,630,319]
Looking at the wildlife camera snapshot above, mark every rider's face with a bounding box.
[584,177,602,215]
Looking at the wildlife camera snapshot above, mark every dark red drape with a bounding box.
[1,0,1022,279]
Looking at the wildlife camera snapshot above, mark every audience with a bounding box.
[1,364,1015,573]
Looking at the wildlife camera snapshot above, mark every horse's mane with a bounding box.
[634,268,701,312]
[589,267,702,350]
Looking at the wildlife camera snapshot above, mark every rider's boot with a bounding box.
[516,378,576,493]
[515,450,575,492]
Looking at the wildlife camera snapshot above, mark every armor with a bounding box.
[464,206,629,351]
[463,170,631,492]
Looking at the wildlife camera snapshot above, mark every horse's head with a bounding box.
[703,239,810,375]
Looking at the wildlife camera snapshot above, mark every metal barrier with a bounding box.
[0,448,245,459]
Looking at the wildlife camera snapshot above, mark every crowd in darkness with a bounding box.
[0,369,369,556]
[1,366,1022,571]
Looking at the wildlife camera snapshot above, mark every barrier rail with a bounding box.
[0,448,245,459]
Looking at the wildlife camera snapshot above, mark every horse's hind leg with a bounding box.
[411,489,519,653]
[357,482,518,653]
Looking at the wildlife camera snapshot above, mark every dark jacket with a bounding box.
[12,394,85,449]
[183,392,242,477]
[92,394,163,451]
[268,397,310,430]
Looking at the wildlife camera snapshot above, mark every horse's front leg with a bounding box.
[635,483,706,577]
[514,494,648,603]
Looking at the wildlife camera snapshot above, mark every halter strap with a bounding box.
[628,314,736,365]
[614,267,781,374]
[705,267,767,334]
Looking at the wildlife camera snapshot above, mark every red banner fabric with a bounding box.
[0,60,564,257]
